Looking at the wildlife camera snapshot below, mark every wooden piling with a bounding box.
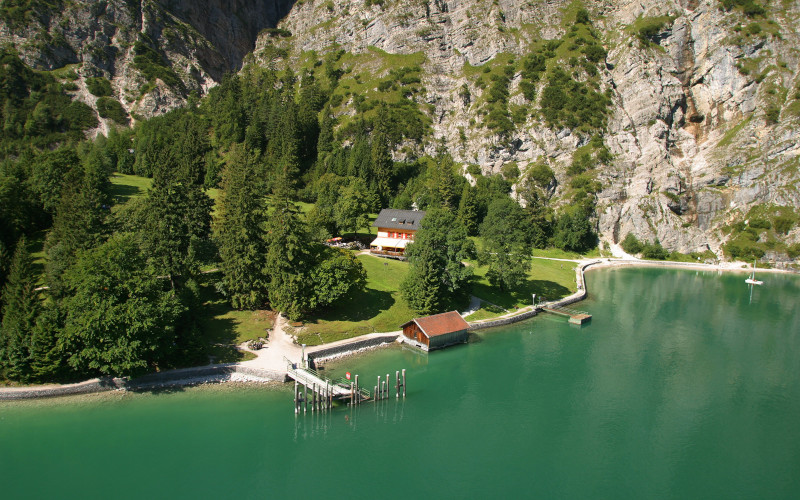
[355,374,360,405]
[294,381,299,414]
[377,376,381,400]
[386,374,390,399]
[396,371,400,398]
[350,382,354,405]
[402,369,406,398]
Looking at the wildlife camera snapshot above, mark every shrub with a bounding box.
[765,106,780,124]
[773,214,796,235]
[501,162,520,181]
[620,233,643,254]
[641,240,668,260]
[96,96,128,124]
[86,76,112,97]
[528,162,554,188]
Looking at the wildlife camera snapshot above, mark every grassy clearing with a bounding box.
[198,284,275,345]
[470,258,577,310]
[463,304,506,322]
[26,230,47,286]
[531,247,600,259]
[109,172,152,206]
[298,254,415,345]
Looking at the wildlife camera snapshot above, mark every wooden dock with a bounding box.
[541,305,592,325]
[285,358,405,413]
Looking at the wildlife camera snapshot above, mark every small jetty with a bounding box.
[541,304,592,325]
[285,358,406,413]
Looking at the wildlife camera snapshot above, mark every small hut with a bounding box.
[400,311,470,351]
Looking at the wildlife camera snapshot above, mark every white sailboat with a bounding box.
[745,260,763,286]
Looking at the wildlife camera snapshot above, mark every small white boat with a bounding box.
[745,260,763,286]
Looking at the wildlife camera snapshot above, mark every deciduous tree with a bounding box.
[60,234,182,377]
[479,198,531,291]
[402,209,475,314]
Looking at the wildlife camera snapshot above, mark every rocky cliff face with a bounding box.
[0,0,294,126]
[3,0,798,262]
[264,0,800,261]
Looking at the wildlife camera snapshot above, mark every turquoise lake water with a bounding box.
[1,267,799,499]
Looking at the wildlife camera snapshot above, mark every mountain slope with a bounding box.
[263,0,800,261]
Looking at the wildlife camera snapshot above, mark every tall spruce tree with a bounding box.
[44,159,108,296]
[0,237,39,381]
[264,169,313,320]
[141,149,212,290]
[214,145,270,309]
[457,184,479,235]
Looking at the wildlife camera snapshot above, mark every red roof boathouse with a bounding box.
[400,311,470,351]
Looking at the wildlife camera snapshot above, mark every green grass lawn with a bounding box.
[109,172,152,206]
[531,247,601,259]
[26,230,48,286]
[469,258,577,310]
[463,304,506,322]
[198,284,275,345]
[298,254,415,345]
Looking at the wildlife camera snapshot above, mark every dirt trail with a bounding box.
[239,313,303,371]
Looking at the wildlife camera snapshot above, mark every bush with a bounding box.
[96,97,128,124]
[641,240,668,260]
[86,76,112,97]
[528,162,554,189]
[132,40,185,92]
[765,106,780,125]
[620,233,643,254]
[773,214,795,235]
[637,17,671,45]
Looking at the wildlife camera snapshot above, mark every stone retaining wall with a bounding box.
[0,365,287,401]
[468,308,539,331]
[468,260,598,331]
[0,377,124,401]
[125,364,287,390]
[308,334,400,362]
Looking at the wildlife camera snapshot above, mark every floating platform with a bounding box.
[541,305,592,325]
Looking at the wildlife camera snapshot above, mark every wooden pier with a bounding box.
[541,305,592,325]
[286,358,406,413]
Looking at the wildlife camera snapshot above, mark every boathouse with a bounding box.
[369,209,426,258]
[400,311,469,351]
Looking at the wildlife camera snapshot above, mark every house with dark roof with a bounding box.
[369,209,426,258]
[400,311,470,351]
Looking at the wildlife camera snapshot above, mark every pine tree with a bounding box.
[457,184,479,235]
[45,161,108,296]
[29,301,66,382]
[141,150,212,289]
[214,144,270,309]
[0,237,39,381]
[264,171,313,320]
[370,131,393,207]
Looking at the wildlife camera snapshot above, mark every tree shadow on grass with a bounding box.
[471,279,571,309]
[308,286,394,323]
[110,183,143,204]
